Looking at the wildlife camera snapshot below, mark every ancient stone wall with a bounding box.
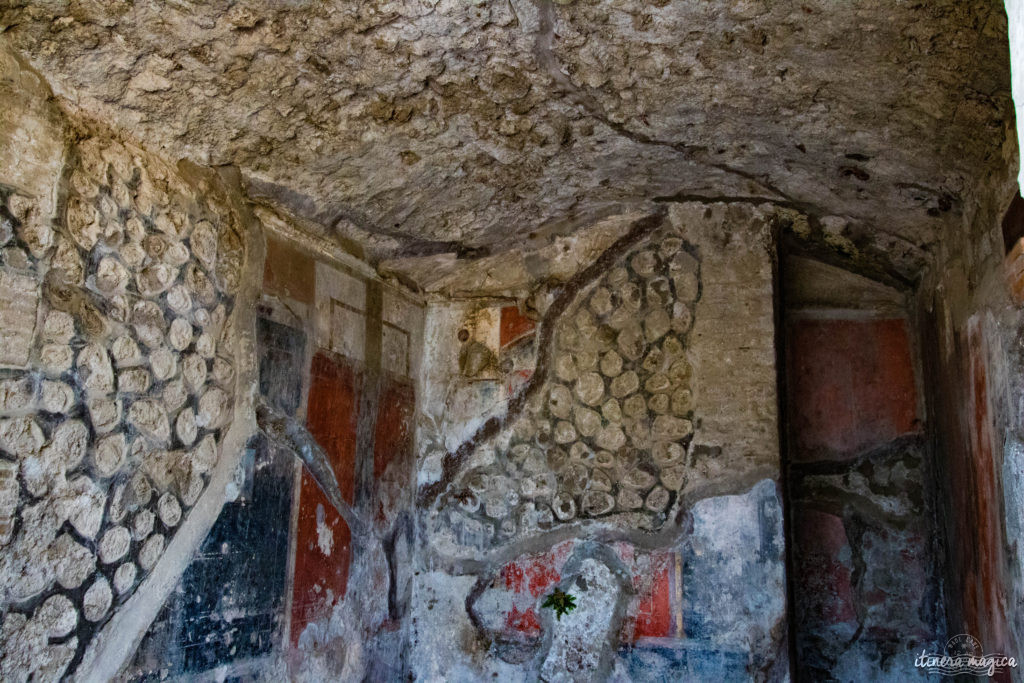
[444,219,703,537]
[915,115,1024,665]
[258,212,425,681]
[0,46,254,680]
[0,39,431,681]
[412,202,787,680]
[782,256,946,679]
[123,210,426,681]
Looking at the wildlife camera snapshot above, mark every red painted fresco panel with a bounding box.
[373,378,415,481]
[962,319,1008,649]
[629,553,673,639]
[497,543,679,642]
[501,554,561,598]
[788,318,918,460]
[306,352,360,503]
[291,472,352,645]
[505,605,542,636]
[372,377,416,524]
[500,305,536,348]
[290,351,361,646]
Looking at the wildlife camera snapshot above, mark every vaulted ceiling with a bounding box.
[1,0,1012,281]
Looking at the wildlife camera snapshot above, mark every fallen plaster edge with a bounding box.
[427,469,783,576]
[73,168,267,682]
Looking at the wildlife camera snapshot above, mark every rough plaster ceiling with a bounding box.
[0,0,1012,281]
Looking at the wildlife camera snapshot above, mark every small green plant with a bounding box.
[541,588,577,621]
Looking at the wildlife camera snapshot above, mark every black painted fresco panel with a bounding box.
[127,318,306,678]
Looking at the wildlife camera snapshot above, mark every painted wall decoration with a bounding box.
[127,433,295,678]
[257,221,425,679]
[290,351,361,645]
[127,313,303,679]
[374,377,415,527]
[4,15,1022,682]
[786,313,942,679]
[412,204,788,680]
[124,312,305,679]
[438,224,703,545]
[959,317,1010,649]
[788,318,918,460]
[110,205,428,679]
[119,228,426,679]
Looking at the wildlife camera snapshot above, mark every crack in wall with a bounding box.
[416,198,790,573]
[416,209,669,508]
[524,2,936,291]
[424,468,780,577]
[407,200,790,679]
[531,0,792,202]
[246,176,496,266]
[255,397,417,672]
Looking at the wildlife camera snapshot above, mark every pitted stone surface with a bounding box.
[157,492,182,528]
[138,533,165,572]
[35,594,77,639]
[112,562,137,595]
[0,0,1010,278]
[99,526,131,565]
[51,534,95,590]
